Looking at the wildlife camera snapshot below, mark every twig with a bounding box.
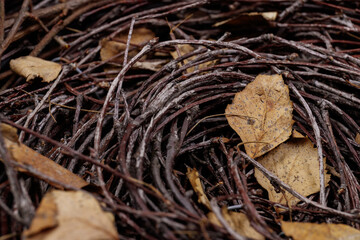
[0,0,30,60]
[289,82,326,206]
[240,151,358,220]
[0,0,5,43]
[210,198,246,240]
[0,121,34,226]
[19,66,69,141]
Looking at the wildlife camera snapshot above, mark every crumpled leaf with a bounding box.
[100,27,155,62]
[208,207,264,240]
[225,74,293,158]
[186,167,211,209]
[281,221,360,240]
[10,56,62,83]
[170,44,215,73]
[0,123,88,189]
[254,138,330,206]
[23,190,119,240]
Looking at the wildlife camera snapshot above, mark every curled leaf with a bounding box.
[187,167,211,209]
[10,56,62,83]
[0,123,88,189]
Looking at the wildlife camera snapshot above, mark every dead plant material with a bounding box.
[1,0,360,239]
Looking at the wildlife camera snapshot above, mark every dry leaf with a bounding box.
[254,138,330,206]
[225,74,293,158]
[1,123,19,143]
[186,167,211,209]
[281,221,360,240]
[355,133,360,144]
[0,123,88,189]
[24,190,119,240]
[100,27,155,62]
[170,44,215,73]
[10,56,62,83]
[292,129,305,138]
[208,207,264,240]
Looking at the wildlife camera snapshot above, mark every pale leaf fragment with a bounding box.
[281,221,360,240]
[186,167,211,209]
[10,56,62,83]
[258,12,278,21]
[208,207,264,240]
[24,190,119,240]
[254,138,330,206]
[225,74,293,158]
[213,11,277,27]
[0,123,88,189]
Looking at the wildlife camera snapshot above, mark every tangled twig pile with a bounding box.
[1,0,360,239]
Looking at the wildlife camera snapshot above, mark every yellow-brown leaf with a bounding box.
[0,123,88,189]
[355,133,360,145]
[100,27,155,62]
[10,56,62,83]
[281,221,360,240]
[186,167,211,209]
[225,74,293,158]
[208,207,264,240]
[292,129,305,138]
[24,190,119,240]
[254,138,330,206]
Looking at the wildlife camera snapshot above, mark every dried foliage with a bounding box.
[1,0,360,239]
[208,208,264,240]
[24,190,118,240]
[255,138,330,207]
[225,74,293,158]
[281,221,360,240]
[10,56,62,83]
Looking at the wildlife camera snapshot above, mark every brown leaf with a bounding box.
[281,221,360,240]
[10,56,62,83]
[24,190,119,240]
[225,74,293,158]
[170,44,215,73]
[355,133,360,145]
[100,27,155,62]
[292,129,305,138]
[23,192,58,236]
[254,138,330,206]
[208,207,264,240]
[0,123,88,189]
[186,167,211,209]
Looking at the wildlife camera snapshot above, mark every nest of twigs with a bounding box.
[1,0,360,239]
